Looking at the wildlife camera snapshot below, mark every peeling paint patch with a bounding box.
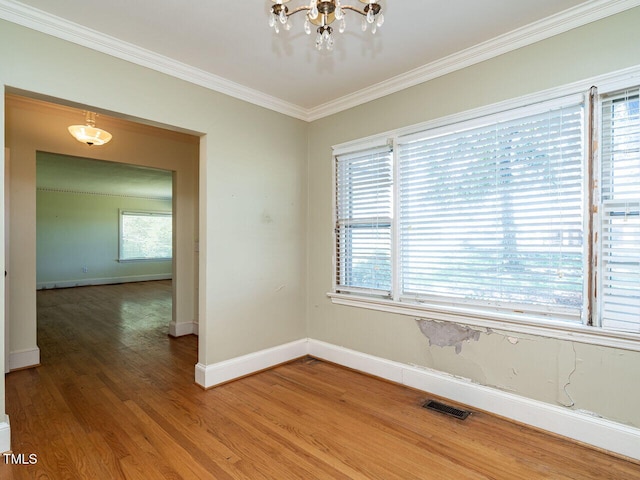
[416,319,482,354]
[576,409,604,419]
[507,336,519,345]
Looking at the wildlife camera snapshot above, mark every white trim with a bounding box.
[168,321,197,338]
[332,138,392,157]
[192,337,640,460]
[306,339,640,461]
[194,339,308,389]
[36,273,172,290]
[306,0,640,121]
[396,93,586,145]
[0,416,10,454]
[9,347,39,370]
[0,0,638,121]
[329,293,640,352]
[36,187,171,201]
[0,0,307,121]
[331,68,640,153]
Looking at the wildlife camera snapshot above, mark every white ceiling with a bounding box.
[1,0,638,120]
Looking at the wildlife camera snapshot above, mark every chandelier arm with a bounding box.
[340,5,368,16]
[285,6,312,17]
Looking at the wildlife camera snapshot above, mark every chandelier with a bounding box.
[268,0,385,51]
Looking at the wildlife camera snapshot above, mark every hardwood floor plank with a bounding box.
[3,281,638,479]
[233,374,485,480]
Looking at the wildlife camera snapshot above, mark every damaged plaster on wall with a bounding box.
[416,319,484,354]
[415,319,591,414]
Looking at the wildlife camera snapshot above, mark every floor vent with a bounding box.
[423,400,471,420]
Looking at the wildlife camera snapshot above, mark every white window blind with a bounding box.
[335,146,393,294]
[600,88,640,333]
[397,98,585,318]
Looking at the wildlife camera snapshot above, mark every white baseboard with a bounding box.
[307,339,640,461]
[0,416,10,454]
[9,347,40,370]
[36,274,172,290]
[193,337,640,460]
[169,321,197,337]
[195,339,308,389]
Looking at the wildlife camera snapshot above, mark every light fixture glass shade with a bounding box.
[68,124,113,146]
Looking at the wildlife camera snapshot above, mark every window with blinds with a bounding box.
[335,146,393,294]
[397,98,585,318]
[600,88,640,333]
[332,82,640,341]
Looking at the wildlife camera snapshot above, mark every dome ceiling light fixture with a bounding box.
[269,0,384,51]
[68,111,113,146]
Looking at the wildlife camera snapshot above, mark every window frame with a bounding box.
[329,70,640,352]
[596,87,640,334]
[118,209,173,263]
[334,144,394,296]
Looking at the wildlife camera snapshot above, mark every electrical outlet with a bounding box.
[82,266,88,273]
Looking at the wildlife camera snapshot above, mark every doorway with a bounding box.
[4,93,199,371]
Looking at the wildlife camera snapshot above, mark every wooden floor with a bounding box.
[2,281,638,479]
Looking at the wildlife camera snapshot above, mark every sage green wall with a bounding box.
[0,13,308,421]
[36,189,172,288]
[307,8,640,428]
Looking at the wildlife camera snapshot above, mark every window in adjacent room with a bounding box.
[119,210,172,261]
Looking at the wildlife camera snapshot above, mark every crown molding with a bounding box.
[0,0,308,121]
[306,0,640,121]
[1,0,639,123]
[36,187,171,201]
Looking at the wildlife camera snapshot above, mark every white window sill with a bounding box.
[327,292,640,352]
